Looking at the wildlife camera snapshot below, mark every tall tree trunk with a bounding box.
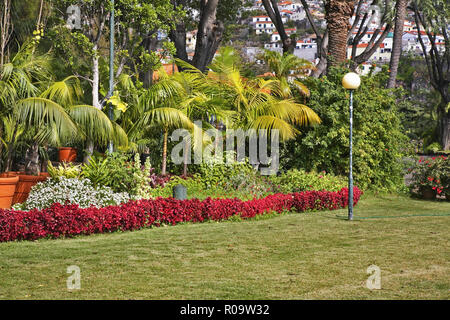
[325,0,355,69]
[143,33,158,88]
[440,110,450,150]
[84,51,101,163]
[191,0,224,72]
[0,121,3,172]
[25,141,40,176]
[387,0,408,88]
[41,142,48,172]
[170,21,189,65]
[83,141,94,164]
[183,138,188,176]
[0,0,12,67]
[161,127,168,175]
[261,0,296,53]
[4,124,17,172]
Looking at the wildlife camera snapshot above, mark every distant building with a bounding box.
[270,28,297,42]
[255,22,276,34]
[186,30,197,51]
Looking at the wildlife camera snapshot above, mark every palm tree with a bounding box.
[0,43,127,173]
[136,68,199,175]
[41,76,128,158]
[207,47,321,141]
[0,41,56,172]
[325,0,355,69]
[387,0,409,88]
[262,50,314,99]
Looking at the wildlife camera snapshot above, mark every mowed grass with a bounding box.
[0,194,449,300]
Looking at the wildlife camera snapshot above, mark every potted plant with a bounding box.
[58,146,77,162]
[0,173,20,208]
[408,156,448,200]
[11,142,49,205]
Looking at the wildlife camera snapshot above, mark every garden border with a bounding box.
[0,187,362,242]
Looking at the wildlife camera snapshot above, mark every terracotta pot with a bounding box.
[12,173,49,205]
[0,175,19,209]
[421,188,436,200]
[59,147,77,162]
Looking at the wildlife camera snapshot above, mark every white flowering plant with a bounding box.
[13,177,131,211]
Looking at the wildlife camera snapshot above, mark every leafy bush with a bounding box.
[148,159,275,200]
[13,177,130,211]
[47,161,82,180]
[81,152,151,197]
[270,169,348,193]
[408,155,449,197]
[424,142,442,154]
[281,67,410,192]
[2,187,362,242]
[195,159,255,189]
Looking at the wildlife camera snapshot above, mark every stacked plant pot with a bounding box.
[0,173,20,209]
[12,172,49,205]
[0,172,49,208]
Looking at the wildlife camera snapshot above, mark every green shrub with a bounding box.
[81,152,151,197]
[47,161,82,180]
[281,67,410,192]
[408,155,449,197]
[424,142,442,154]
[269,169,347,193]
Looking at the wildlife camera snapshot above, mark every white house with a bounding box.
[255,21,276,34]
[252,15,271,23]
[186,30,197,51]
[270,28,297,42]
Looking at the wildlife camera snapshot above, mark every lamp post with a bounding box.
[342,72,361,221]
[107,0,115,154]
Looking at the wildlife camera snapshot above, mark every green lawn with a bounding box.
[0,194,449,300]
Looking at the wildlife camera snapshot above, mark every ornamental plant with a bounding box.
[280,67,410,192]
[408,155,449,197]
[47,161,82,180]
[13,177,130,211]
[269,169,348,193]
[1,187,362,242]
[81,152,152,197]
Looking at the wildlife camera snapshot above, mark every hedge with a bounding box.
[0,187,362,242]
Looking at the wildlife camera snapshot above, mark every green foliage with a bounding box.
[149,159,274,200]
[47,161,81,180]
[195,160,255,189]
[425,142,443,154]
[148,162,349,201]
[408,155,449,196]
[269,169,347,193]
[81,152,151,197]
[81,155,110,187]
[280,67,410,192]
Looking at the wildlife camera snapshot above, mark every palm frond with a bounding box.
[248,115,299,141]
[68,105,115,147]
[40,76,83,107]
[15,97,78,141]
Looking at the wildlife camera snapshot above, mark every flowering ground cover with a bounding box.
[0,187,361,242]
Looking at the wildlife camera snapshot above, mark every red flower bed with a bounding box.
[0,187,362,242]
